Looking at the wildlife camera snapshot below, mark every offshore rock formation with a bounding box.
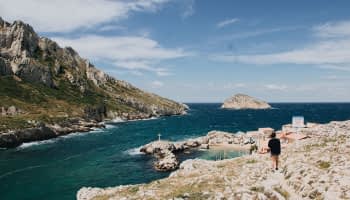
[222,94,271,109]
[0,17,187,148]
[77,120,350,200]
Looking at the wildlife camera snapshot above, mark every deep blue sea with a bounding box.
[1,103,350,200]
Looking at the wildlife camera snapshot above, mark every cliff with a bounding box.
[77,120,350,200]
[222,94,271,109]
[0,17,187,147]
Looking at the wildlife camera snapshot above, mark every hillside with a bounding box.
[0,17,186,142]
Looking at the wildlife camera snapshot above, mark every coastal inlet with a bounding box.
[1,103,350,200]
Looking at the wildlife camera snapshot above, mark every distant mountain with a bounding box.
[221,94,271,109]
[0,17,187,133]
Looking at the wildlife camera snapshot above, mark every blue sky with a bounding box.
[1,0,350,102]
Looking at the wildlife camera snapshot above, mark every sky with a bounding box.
[1,0,350,102]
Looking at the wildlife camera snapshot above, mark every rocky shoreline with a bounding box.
[0,118,105,148]
[139,131,254,171]
[77,120,350,200]
[0,110,187,149]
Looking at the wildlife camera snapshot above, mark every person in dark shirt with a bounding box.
[268,132,281,171]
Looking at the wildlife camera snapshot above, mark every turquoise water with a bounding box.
[1,103,350,200]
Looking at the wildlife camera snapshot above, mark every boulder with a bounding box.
[184,139,201,147]
[154,150,179,171]
[0,133,21,148]
[14,124,56,143]
[173,142,185,151]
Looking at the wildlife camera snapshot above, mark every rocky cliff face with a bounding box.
[222,94,271,109]
[0,17,187,133]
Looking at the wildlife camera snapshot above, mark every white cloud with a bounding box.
[54,35,190,75]
[223,26,301,40]
[98,25,126,32]
[155,68,173,76]
[264,84,287,91]
[318,64,350,72]
[54,35,188,60]
[213,39,350,72]
[0,0,169,33]
[223,83,246,90]
[212,20,350,72]
[181,0,195,19]
[217,18,239,28]
[151,80,164,88]
[313,21,350,38]
[215,39,350,67]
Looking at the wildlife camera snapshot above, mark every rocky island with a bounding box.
[78,120,350,200]
[0,18,187,148]
[222,94,271,109]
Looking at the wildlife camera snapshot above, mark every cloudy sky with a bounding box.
[1,0,350,102]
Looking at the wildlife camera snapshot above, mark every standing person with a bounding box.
[268,132,281,171]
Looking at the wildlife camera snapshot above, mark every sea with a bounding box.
[1,103,350,200]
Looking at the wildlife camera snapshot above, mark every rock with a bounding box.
[154,150,179,171]
[197,136,209,144]
[77,187,105,200]
[221,94,271,109]
[14,124,57,143]
[1,107,6,116]
[258,127,275,136]
[0,57,13,75]
[0,106,23,116]
[0,133,21,148]
[140,141,176,154]
[7,106,17,115]
[207,131,236,144]
[84,105,107,122]
[184,139,200,147]
[173,142,185,151]
[200,144,209,149]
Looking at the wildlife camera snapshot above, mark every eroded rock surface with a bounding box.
[222,94,271,109]
[78,120,350,200]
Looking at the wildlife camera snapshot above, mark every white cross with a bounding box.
[158,133,161,141]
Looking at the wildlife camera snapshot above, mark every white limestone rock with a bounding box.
[222,94,271,109]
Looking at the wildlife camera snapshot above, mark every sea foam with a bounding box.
[17,139,57,149]
[124,146,144,156]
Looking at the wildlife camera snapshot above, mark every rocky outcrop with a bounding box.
[1,106,23,116]
[222,93,271,109]
[140,131,254,171]
[154,150,179,171]
[77,120,350,200]
[0,57,13,75]
[140,141,179,171]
